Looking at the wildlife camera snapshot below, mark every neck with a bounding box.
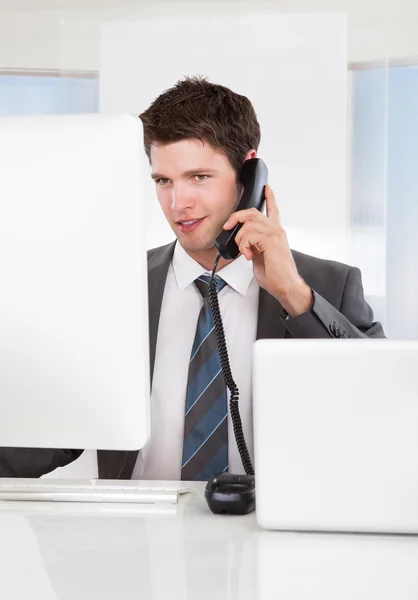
[186,245,234,273]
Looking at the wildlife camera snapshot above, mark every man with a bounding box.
[0,76,384,481]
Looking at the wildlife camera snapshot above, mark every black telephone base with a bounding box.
[205,472,255,515]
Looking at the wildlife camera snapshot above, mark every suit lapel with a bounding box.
[147,242,176,384]
[98,241,176,480]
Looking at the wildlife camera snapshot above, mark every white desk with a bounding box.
[0,482,417,600]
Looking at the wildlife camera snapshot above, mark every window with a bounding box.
[351,61,418,339]
[0,69,98,116]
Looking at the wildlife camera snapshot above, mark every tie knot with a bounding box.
[194,275,227,298]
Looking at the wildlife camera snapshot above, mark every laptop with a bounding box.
[252,338,418,534]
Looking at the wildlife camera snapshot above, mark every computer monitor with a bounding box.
[253,338,418,534]
[0,114,149,451]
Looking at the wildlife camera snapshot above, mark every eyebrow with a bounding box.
[151,168,219,180]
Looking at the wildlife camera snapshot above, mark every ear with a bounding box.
[244,148,257,161]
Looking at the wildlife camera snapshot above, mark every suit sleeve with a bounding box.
[0,448,83,478]
[283,266,386,339]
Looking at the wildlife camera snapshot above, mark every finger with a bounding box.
[223,207,265,230]
[239,237,253,261]
[234,221,267,248]
[265,184,280,224]
[238,230,266,258]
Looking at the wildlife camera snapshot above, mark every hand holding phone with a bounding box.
[214,158,268,260]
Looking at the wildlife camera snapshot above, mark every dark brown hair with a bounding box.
[139,75,261,175]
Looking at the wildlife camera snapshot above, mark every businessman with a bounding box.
[0,76,385,481]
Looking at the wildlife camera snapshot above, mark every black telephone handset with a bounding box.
[214,158,268,260]
[205,158,268,515]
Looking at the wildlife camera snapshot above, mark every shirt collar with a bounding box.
[172,241,254,296]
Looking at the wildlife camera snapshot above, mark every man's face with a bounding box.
[150,139,241,254]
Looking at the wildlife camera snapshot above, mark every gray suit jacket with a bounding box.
[0,242,385,479]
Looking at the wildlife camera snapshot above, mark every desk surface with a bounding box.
[0,482,418,600]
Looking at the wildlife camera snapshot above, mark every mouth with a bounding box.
[176,217,205,233]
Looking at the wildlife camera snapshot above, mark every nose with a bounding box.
[170,183,195,212]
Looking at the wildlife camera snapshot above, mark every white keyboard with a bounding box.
[0,479,191,504]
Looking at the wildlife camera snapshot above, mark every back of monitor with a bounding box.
[0,114,149,450]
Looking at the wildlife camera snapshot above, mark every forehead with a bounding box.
[150,139,231,174]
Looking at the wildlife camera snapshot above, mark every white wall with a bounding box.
[0,0,418,71]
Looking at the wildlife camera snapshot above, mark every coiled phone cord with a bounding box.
[208,253,255,477]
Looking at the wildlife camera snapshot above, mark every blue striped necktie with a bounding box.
[181,275,228,481]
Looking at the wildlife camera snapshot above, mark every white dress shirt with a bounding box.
[132,242,260,480]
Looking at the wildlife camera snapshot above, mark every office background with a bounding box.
[1,1,416,343]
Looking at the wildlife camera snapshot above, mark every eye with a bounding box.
[194,174,209,182]
[155,178,170,185]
